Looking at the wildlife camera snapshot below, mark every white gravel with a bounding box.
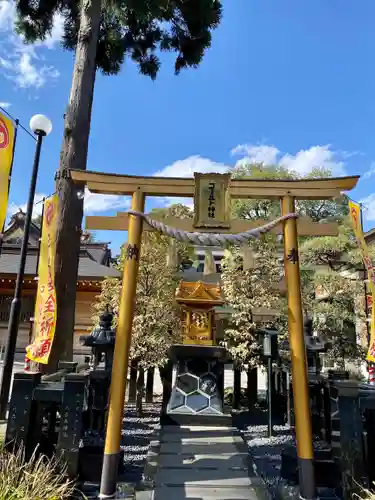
[240,423,339,499]
[120,401,161,483]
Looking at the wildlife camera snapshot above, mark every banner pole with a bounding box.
[35,197,46,274]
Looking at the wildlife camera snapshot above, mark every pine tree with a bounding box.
[14,0,222,370]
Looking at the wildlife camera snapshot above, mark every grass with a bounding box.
[0,445,82,499]
[358,490,375,500]
[354,484,375,500]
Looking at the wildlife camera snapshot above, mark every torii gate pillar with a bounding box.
[100,190,145,498]
[282,196,315,499]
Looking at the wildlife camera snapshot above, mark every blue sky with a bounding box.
[1,0,375,254]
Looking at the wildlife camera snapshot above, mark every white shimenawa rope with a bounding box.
[127,211,298,246]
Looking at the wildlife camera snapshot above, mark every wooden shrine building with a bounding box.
[0,211,120,353]
[175,280,225,346]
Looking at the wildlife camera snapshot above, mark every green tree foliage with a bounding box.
[92,204,193,368]
[221,234,287,367]
[222,163,366,368]
[15,0,222,78]
[13,0,222,371]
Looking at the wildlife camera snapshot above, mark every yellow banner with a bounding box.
[26,194,58,364]
[0,112,15,232]
[348,200,375,362]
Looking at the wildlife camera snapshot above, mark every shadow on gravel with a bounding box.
[118,402,161,485]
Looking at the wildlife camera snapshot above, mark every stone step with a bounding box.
[137,485,265,499]
[154,452,248,468]
[161,425,236,434]
[158,440,248,455]
[159,434,238,444]
[154,467,259,487]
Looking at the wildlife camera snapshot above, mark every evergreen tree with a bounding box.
[222,163,366,369]
[92,204,193,366]
[14,0,222,370]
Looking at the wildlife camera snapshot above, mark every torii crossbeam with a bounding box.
[70,169,359,500]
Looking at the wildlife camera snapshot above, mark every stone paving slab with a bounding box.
[159,434,239,444]
[152,485,267,499]
[157,441,245,455]
[155,468,255,487]
[137,424,271,500]
[149,452,249,468]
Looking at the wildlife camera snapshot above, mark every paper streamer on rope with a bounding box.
[166,239,179,269]
[204,249,216,275]
[241,243,256,270]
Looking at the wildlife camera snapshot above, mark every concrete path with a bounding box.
[137,426,270,500]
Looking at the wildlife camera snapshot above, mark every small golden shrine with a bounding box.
[175,280,225,346]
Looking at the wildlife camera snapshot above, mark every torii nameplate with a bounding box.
[194,173,231,229]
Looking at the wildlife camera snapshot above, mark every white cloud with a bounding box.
[7,193,47,219]
[0,101,11,108]
[152,145,351,209]
[13,53,60,88]
[155,155,229,178]
[231,143,346,176]
[7,189,130,223]
[0,1,61,89]
[34,15,64,50]
[83,188,130,214]
[0,0,15,30]
[360,193,375,222]
[153,155,229,208]
[362,162,375,181]
[231,145,279,166]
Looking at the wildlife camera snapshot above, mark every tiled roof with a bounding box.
[0,252,121,279]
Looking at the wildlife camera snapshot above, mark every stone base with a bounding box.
[167,345,227,418]
[280,444,340,489]
[78,446,125,482]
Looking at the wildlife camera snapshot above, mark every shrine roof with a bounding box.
[0,246,121,280]
[175,280,224,305]
[0,210,120,280]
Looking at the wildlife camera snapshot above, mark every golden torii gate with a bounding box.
[70,169,359,500]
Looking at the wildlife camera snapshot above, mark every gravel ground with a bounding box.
[236,410,339,500]
[79,399,161,498]
[241,423,295,496]
[119,401,161,485]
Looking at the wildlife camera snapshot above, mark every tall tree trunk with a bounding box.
[136,367,145,417]
[247,366,257,409]
[46,0,102,372]
[128,360,138,402]
[160,360,173,415]
[145,367,155,403]
[233,364,241,410]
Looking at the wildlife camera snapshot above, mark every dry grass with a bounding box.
[0,445,81,499]
[355,485,375,500]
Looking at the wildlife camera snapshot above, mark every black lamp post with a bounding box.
[0,114,52,419]
[260,328,279,437]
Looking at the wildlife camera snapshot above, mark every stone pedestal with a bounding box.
[167,345,227,417]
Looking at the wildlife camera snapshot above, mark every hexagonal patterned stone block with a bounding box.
[186,392,209,412]
[186,358,209,376]
[170,405,195,414]
[209,395,223,412]
[169,388,185,410]
[199,406,220,415]
[199,373,217,397]
[176,373,199,395]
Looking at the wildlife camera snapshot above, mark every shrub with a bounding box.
[0,445,79,499]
